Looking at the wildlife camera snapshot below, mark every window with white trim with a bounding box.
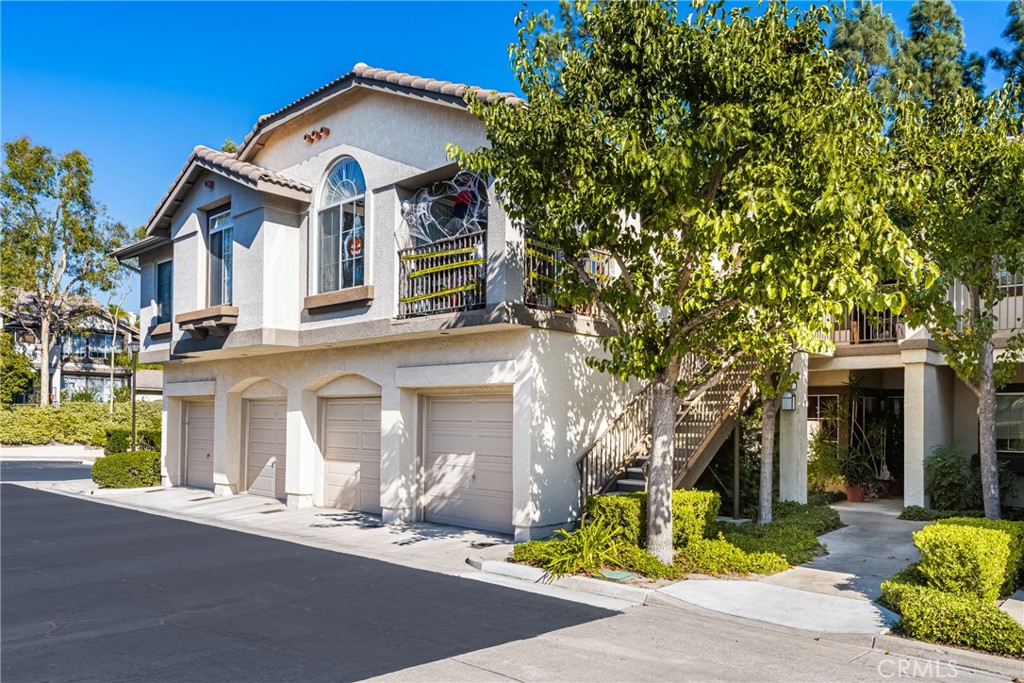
[318,157,366,292]
[996,393,1024,453]
[155,260,173,324]
[208,208,233,306]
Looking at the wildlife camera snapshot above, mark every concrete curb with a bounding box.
[865,634,1024,679]
[468,558,653,605]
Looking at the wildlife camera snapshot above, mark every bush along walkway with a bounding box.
[880,518,1024,659]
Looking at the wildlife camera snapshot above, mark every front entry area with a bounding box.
[245,399,286,499]
[322,397,382,514]
[423,394,513,534]
[185,401,214,489]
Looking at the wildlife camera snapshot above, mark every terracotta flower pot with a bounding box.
[845,485,866,503]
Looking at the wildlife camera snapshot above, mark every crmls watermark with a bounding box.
[877,658,959,679]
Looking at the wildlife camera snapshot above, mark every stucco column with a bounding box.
[513,365,536,542]
[161,396,178,487]
[902,347,954,508]
[778,352,809,503]
[285,386,317,509]
[212,387,236,496]
[380,385,418,524]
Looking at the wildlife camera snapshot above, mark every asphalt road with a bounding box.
[1,485,613,683]
[0,461,93,482]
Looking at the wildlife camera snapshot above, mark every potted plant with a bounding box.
[839,449,874,502]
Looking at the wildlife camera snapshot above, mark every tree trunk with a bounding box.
[646,358,682,564]
[759,394,780,524]
[977,337,1001,520]
[38,314,51,406]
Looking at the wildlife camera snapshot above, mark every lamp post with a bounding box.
[128,339,140,451]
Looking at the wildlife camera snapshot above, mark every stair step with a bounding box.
[616,478,647,492]
[626,467,647,478]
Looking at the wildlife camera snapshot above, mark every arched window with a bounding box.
[319,157,366,292]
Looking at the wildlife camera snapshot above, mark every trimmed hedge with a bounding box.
[105,428,161,455]
[584,490,721,549]
[898,505,983,521]
[91,450,161,489]
[710,501,843,564]
[0,402,162,446]
[914,524,1009,602]
[936,517,1024,597]
[881,573,1024,658]
[676,535,789,576]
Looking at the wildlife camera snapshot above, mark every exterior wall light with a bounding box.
[781,390,796,412]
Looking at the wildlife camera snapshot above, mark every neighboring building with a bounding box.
[135,368,165,401]
[115,63,1022,541]
[3,292,141,404]
[776,295,1024,508]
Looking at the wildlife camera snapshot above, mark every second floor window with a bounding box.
[319,157,365,293]
[209,208,233,306]
[156,260,173,324]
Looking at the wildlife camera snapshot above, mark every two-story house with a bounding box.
[113,64,648,540]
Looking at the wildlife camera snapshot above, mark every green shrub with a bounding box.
[773,500,843,535]
[507,524,680,580]
[936,517,1024,596]
[0,401,162,446]
[676,535,789,576]
[914,524,1009,602]
[104,428,161,456]
[925,443,1017,510]
[881,579,1024,658]
[91,450,161,488]
[717,523,824,565]
[585,490,721,549]
[898,505,983,521]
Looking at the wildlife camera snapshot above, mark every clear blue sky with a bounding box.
[1,1,1015,308]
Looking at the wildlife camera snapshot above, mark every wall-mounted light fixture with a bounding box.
[781,390,796,412]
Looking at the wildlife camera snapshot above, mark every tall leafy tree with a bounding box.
[893,88,1024,519]
[892,0,985,104]
[0,137,123,405]
[456,0,920,560]
[991,1,1024,98]
[830,1,902,101]
[0,331,37,404]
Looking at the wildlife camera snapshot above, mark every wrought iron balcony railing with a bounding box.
[397,231,486,319]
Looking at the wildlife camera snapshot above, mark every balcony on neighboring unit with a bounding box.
[524,235,612,317]
[397,231,486,318]
[831,308,905,345]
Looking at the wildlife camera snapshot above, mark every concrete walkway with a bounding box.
[0,444,102,462]
[661,499,926,634]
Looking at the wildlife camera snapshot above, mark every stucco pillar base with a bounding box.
[287,493,314,509]
[515,522,568,543]
[161,476,173,488]
[382,506,416,525]
[779,352,809,503]
[214,483,236,496]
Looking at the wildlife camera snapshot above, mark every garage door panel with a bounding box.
[424,395,513,534]
[246,400,286,499]
[322,398,382,514]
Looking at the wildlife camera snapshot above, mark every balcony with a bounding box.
[524,236,612,317]
[831,308,905,345]
[397,231,486,318]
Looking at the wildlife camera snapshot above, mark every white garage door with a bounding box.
[322,398,382,514]
[185,402,214,489]
[246,400,286,499]
[424,394,513,534]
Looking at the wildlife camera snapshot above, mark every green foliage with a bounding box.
[892,0,984,104]
[990,0,1024,101]
[676,536,789,576]
[67,388,98,403]
[508,522,680,580]
[543,519,626,577]
[712,502,843,564]
[0,401,161,446]
[585,490,720,549]
[898,505,982,521]
[913,524,1009,602]
[881,576,1024,658]
[104,428,161,456]
[830,1,902,101]
[90,450,160,488]
[0,331,36,403]
[220,138,238,154]
[936,517,1024,596]
[924,443,1019,510]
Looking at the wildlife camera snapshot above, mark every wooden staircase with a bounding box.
[576,359,756,504]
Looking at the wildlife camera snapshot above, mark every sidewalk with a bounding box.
[0,444,103,462]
